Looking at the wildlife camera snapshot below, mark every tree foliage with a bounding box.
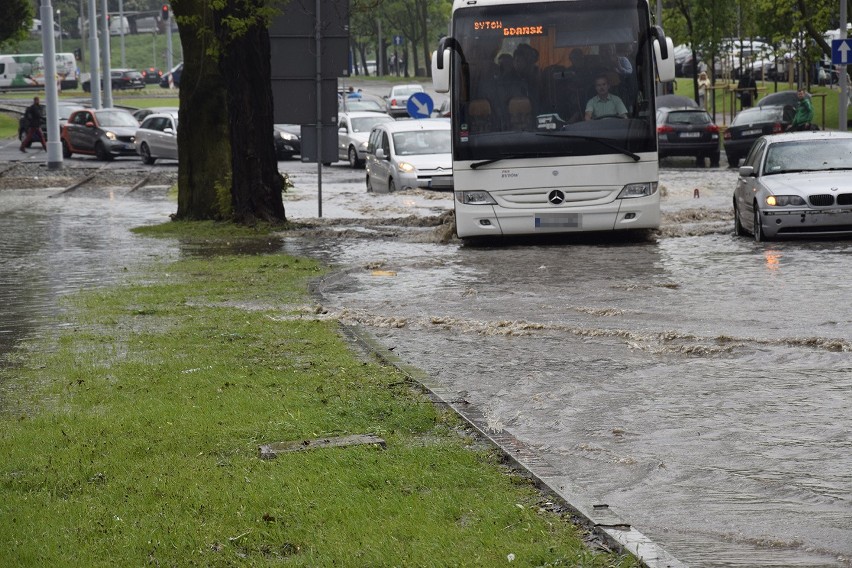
[0,0,32,51]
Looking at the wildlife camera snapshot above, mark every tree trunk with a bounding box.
[171,0,232,220]
[216,0,285,224]
[417,0,430,78]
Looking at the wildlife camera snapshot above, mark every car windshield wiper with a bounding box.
[535,132,640,162]
[469,151,566,169]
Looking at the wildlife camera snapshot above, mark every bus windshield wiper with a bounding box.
[535,132,641,162]
[469,151,565,169]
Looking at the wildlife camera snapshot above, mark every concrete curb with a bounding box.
[336,323,687,568]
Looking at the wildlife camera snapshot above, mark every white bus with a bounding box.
[0,52,79,91]
[432,0,675,238]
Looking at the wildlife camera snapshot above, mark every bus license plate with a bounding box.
[535,212,580,229]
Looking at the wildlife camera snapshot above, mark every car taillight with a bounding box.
[772,123,783,134]
[705,124,719,133]
[657,125,674,134]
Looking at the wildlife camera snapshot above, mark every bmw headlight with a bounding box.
[456,190,497,205]
[397,161,416,173]
[105,131,117,140]
[617,182,657,199]
[766,195,806,206]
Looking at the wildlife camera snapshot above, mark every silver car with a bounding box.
[135,112,179,164]
[365,119,452,193]
[338,111,395,168]
[733,131,852,242]
[384,83,425,118]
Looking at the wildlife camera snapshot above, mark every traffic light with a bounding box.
[161,4,169,21]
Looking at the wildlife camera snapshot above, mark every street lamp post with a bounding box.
[57,10,62,51]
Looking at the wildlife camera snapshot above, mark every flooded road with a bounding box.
[1,155,850,566]
[282,160,852,567]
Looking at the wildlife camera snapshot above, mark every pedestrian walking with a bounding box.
[20,96,47,153]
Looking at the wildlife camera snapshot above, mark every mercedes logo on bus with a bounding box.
[548,189,565,205]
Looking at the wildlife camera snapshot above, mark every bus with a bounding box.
[0,52,79,92]
[431,0,675,238]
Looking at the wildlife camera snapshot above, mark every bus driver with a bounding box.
[584,74,627,120]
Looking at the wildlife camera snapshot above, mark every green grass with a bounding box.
[0,226,637,567]
[0,114,17,139]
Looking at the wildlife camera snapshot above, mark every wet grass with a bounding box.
[0,114,16,139]
[0,232,638,567]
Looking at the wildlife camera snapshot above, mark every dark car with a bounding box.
[140,67,163,84]
[723,106,789,168]
[61,108,139,161]
[274,124,301,160]
[82,69,145,92]
[160,63,183,88]
[656,107,720,167]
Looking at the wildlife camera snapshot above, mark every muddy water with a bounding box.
[2,161,850,566]
[0,185,177,367]
[282,162,852,567]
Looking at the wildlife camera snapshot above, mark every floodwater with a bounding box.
[0,185,178,366]
[282,161,852,567]
[2,159,851,567]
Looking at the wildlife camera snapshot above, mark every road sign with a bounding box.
[407,92,434,119]
[393,35,403,46]
[832,38,852,65]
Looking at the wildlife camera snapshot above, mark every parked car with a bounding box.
[135,112,178,164]
[82,68,145,92]
[340,97,386,112]
[140,67,163,84]
[733,131,852,242]
[274,124,301,160]
[384,83,425,118]
[160,62,183,88]
[60,108,139,160]
[656,106,720,167]
[132,106,179,123]
[337,111,395,168]
[723,106,789,167]
[365,119,452,193]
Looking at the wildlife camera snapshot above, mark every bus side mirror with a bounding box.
[432,48,451,93]
[654,36,676,83]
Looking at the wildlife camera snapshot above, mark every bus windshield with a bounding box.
[451,0,656,162]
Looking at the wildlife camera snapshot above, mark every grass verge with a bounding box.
[0,226,637,567]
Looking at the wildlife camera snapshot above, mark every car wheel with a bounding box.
[61,139,72,158]
[726,153,740,168]
[95,141,113,161]
[753,203,768,242]
[140,142,156,165]
[734,200,746,237]
[389,178,397,193]
[710,152,720,168]
[348,146,360,169]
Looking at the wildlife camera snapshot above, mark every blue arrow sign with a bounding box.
[832,39,851,65]
[407,92,434,119]
[393,35,404,46]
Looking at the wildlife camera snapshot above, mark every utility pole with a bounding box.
[41,0,63,169]
[101,0,113,108]
[841,0,848,131]
[87,0,101,108]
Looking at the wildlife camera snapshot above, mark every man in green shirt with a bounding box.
[787,89,815,131]
[585,74,627,120]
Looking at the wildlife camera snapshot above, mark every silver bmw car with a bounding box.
[733,131,852,242]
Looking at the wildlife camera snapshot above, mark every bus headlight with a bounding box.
[456,190,497,205]
[617,182,657,199]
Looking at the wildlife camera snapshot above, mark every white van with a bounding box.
[0,53,78,91]
[109,16,130,36]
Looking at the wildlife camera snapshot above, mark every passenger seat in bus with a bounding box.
[508,97,533,130]
[467,99,493,133]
